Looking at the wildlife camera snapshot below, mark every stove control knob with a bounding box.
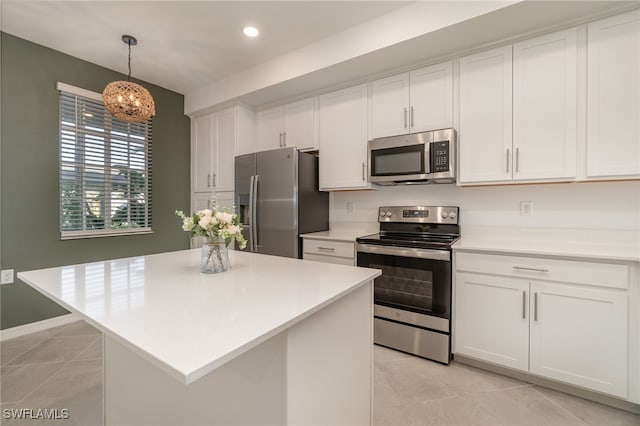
[385,211,393,218]
[379,211,385,217]
[441,211,449,218]
[449,212,457,219]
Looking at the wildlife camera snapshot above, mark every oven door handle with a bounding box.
[356,244,450,261]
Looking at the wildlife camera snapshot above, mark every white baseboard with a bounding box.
[0,313,80,342]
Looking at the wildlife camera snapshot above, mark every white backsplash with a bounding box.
[330,180,640,237]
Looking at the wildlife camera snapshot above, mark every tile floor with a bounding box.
[1,321,639,426]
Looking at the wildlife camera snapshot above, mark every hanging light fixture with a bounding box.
[102,35,155,123]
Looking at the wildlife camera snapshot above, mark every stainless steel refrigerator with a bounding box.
[235,147,329,258]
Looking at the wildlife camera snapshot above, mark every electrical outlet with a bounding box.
[1,269,14,285]
[346,202,354,215]
[520,201,533,216]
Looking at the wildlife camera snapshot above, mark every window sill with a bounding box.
[60,228,153,240]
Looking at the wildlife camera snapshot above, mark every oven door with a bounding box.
[356,244,451,331]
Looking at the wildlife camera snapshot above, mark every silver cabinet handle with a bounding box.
[410,106,414,128]
[534,292,538,321]
[282,131,286,147]
[279,132,283,147]
[513,266,549,273]
[212,173,216,188]
[362,162,366,181]
[317,247,335,252]
[516,147,520,172]
[207,200,211,210]
[506,149,510,173]
[404,108,408,129]
[522,291,526,319]
[207,173,211,188]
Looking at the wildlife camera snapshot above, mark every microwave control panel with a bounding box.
[430,141,450,172]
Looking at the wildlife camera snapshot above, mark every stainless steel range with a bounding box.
[356,206,460,364]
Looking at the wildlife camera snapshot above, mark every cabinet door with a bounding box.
[587,10,640,178]
[214,108,236,192]
[454,273,529,371]
[318,84,369,190]
[513,28,577,181]
[370,73,410,138]
[235,106,257,156]
[409,61,453,133]
[283,98,317,150]
[257,106,283,151]
[529,281,628,398]
[192,114,214,192]
[459,46,513,184]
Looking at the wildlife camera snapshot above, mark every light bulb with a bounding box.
[243,26,259,37]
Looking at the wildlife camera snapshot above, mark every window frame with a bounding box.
[58,82,153,240]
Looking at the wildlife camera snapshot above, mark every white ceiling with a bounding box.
[1,1,410,95]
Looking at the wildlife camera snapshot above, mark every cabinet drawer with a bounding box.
[303,253,354,266]
[303,239,354,259]
[456,252,629,289]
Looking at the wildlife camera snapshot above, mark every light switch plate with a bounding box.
[1,269,14,285]
[520,201,533,216]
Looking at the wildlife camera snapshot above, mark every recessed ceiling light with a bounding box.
[243,26,259,38]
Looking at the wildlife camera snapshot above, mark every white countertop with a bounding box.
[453,227,640,263]
[300,225,378,242]
[18,249,380,385]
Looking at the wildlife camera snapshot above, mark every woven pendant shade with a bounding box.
[103,80,155,122]
[103,35,155,123]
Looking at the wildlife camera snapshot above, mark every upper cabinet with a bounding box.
[192,106,255,193]
[587,9,640,179]
[370,61,453,139]
[318,84,370,191]
[459,46,513,184]
[512,28,578,181]
[257,97,317,152]
[459,28,578,185]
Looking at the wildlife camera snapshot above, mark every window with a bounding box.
[58,83,152,239]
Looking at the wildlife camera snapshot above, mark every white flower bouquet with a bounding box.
[175,207,247,249]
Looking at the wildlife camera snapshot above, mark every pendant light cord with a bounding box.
[127,39,132,82]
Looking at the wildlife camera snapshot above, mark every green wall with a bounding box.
[0,33,191,329]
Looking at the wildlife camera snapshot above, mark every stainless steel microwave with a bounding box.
[368,129,456,185]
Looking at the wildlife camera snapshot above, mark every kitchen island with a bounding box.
[18,249,380,426]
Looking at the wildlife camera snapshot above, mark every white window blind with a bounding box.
[58,83,152,239]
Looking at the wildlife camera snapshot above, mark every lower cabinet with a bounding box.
[302,238,355,266]
[454,252,630,399]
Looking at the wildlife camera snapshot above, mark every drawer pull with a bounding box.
[513,266,549,273]
[317,247,336,252]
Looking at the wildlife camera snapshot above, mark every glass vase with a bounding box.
[201,237,230,274]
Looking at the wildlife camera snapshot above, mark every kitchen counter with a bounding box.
[19,249,380,425]
[453,227,640,263]
[301,224,378,242]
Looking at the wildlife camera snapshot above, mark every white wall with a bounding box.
[331,180,640,233]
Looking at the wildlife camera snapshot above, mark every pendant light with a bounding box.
[102,35,155,123]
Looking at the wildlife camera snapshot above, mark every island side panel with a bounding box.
[286,281,373,425]
[104,333,286,426]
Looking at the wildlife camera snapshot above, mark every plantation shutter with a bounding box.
[58,82,152,239]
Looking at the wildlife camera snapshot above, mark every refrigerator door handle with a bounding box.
[248,175,255,252]
[253,175,260,251]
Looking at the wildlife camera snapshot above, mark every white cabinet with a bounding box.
[587,9,640,178]
[529,281,628,398]
[257,98,317,151]
[454,251,630,399]
[302,238,355,266]
[318,84,370,191]
[370,62,453,139]
[459,46,513,184]
[459,29,578,184]
[192,106,255,193]
[193,114,215,192]
[513,28,577,181]
[455,273,529,371]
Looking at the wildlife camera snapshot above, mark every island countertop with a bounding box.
[18,249,380,385]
